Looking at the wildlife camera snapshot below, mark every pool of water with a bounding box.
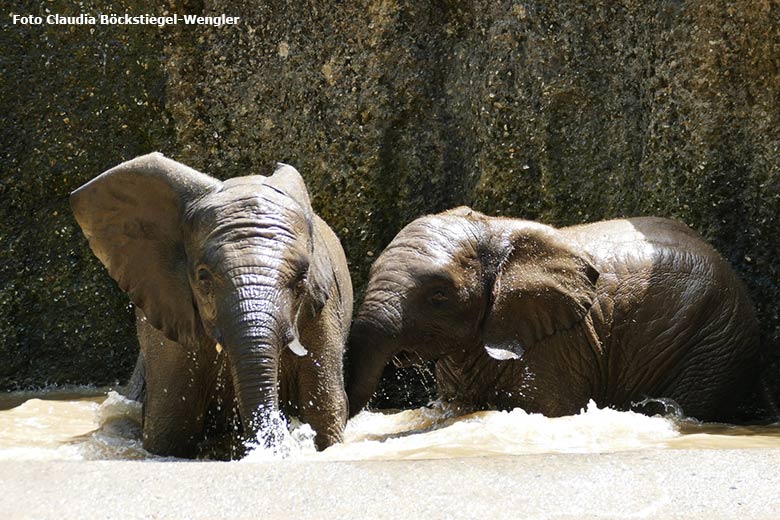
[2,387,779,462]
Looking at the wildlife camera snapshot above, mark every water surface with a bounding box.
[2,388,779,462]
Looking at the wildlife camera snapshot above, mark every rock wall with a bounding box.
[2,1,778,406]
[0,0,173,388]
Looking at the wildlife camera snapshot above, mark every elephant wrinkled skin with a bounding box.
[71,153,352,457]
[347,207,761,422]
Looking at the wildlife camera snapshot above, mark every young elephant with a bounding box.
[347,207,761,421]
[71,153,352,457]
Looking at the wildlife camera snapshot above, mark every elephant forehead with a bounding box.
[391,216,478,257]
[210,181,292,210]
[191,185,305,231]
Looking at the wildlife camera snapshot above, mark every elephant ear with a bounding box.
[70,152,220,346]
[482,224,599,360]
[266,163,333,314]
[266,163,314,225]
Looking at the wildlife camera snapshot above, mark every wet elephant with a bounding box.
[347,207,761,421]
[71,153,352,457]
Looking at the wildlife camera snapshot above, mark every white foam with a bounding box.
[241,417,318,461]
[95,391,142,427]
[3,392,778,462]
[317,401,681,461]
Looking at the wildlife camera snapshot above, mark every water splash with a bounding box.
[318,401,681,461]
[2,391,780,462]
[78,391,148,460]
[241,416,317,461]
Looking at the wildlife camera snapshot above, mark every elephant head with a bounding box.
[346,206,599,416]
[71,153,334,447]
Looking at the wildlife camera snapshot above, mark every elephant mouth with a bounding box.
[392,350,428,369]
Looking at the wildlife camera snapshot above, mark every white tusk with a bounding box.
[288,338,308,357]
[485,345,523,361]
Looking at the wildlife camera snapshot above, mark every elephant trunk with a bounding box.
[346,320,397,418]
[221,290,285,448]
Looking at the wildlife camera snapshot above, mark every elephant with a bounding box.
[346,207,761,422]
[71,153,353,457]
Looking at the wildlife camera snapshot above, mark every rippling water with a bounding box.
[2,388,779,462]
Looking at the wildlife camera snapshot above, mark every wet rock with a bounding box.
[0,0,174,388]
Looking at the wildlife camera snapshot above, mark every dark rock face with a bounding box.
[0,0,174,388]
[2,1,778,410]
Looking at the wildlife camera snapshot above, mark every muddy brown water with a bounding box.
[2,388,779,461]
[1,388,780,518]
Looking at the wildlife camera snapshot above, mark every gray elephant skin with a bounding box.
[347,207,761,421]
[71,153,353,457]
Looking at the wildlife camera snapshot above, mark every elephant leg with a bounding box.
[292,319,347,450]
[197,358,244,460]
[136,311,215,458]
[656,332,757,422]
[296,353,347,450]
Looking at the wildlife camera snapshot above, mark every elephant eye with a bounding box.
[196,266,213,287]
[291,270,308,293]
[428,290,449,306]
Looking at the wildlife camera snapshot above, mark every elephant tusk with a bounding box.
[484,343,524,361]
[287,338,308,357]
[215,342,223,354]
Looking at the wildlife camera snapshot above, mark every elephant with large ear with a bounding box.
[347,207,761,421]
[71,153,352,457]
